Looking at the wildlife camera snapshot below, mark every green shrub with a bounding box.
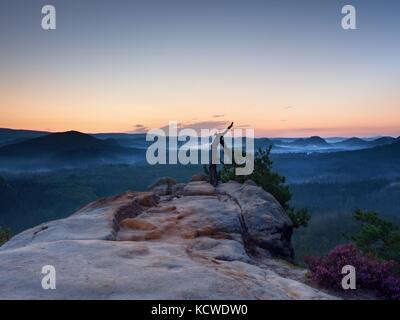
[0,226,11,246]
[349,209,400,262]
[287,207,311,229]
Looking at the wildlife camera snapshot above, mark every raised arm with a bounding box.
[220,122,234,136]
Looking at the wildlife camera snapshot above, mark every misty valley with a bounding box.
[0,128,399,263]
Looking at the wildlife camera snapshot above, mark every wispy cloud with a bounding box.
[129,124,149,133]
[236,124,251,129]
[212,114,225,118]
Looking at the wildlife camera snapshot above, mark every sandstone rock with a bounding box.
[244,179,257,186]
[218,181,294,258]
[0,182,337,300]
[148,177,177,196]
[190,174,206,182]
[183,181,216,196]
[171,183,185,196]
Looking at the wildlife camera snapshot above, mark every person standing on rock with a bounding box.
[209,122,234,187]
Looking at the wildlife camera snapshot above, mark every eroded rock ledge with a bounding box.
[0,180,337,300]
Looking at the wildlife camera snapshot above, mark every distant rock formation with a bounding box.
[0,180,337,299]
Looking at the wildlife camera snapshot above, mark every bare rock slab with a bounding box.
[0,182,337,300]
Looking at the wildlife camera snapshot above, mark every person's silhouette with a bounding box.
[209,122,233,187]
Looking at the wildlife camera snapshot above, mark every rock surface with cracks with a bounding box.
[0,180,337,299]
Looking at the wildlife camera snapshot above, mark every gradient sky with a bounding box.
[0,0,399,137]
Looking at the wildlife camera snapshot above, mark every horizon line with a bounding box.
[0,126,399,140]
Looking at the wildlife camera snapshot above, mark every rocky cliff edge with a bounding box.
[0,179,337,299]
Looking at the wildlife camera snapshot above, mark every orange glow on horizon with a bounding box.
[1,75,399,137]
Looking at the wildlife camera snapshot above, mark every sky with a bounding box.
[0,0,399,137]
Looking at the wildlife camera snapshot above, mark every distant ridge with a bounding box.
[0,131,141,170]
[0,131,120,155]
[289,136,329,147]
[372,136,397,146]
[0,127,398,156]
[272,138,400,183]
[333,137,371,148]
[0,128,49,147]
